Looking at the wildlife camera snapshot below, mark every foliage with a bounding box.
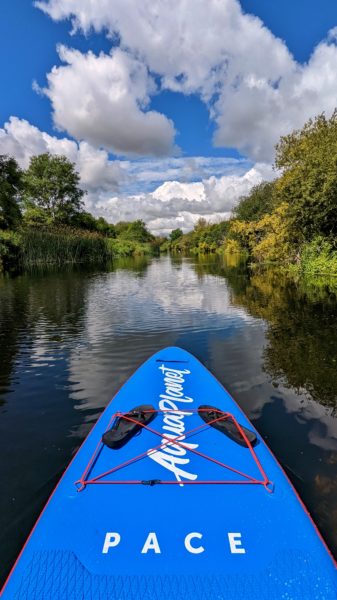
[230,203,293,263]
[169,219,229,254]
[70,212,116,237]
[23,205,53,227]
[169,228,183,242]
[223,238,242,255]
[0,151,164,269]
[226,267,337,409]
[96,216,116,237]
[233,181,276,222]
[0,224,160,269]
[4,108,337,276]
[23,153,85,225]
[299,237,337,276]
[0,155,22,229]
[0,230,22,270]
[275,111,337,241]
[115,219,154,243]
[19,227,108,267]
[105,238,155,258]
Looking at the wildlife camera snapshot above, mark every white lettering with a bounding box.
[185,532,204,554]
[163,371,184,380]
[164,378,183,389]
[102,532,121,554]
[151,364,197,484]
[141,532,161,554]
[165,387,184,398]
[228,533,246,554]
[161,433,199,457]
[148,450,197,482]
[159,365,190,377]
[159,394,193,404]
[163,418,185,435]
[159,399,178,411]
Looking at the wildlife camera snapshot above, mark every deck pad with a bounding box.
[1,347,336,599]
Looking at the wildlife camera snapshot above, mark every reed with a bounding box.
[19,227,109,267]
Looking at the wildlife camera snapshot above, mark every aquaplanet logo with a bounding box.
[147,364,198,484]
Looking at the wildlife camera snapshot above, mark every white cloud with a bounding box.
[213,35,337,160]
[96,163,274,235]
[0,117,126,193]
[36,0,337,162]
[36,0,292,96]
[1,117,271,233]
[42,45,176,157]
[122,156,250,192]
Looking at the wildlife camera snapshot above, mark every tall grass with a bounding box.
[20,227,109,267]
[0,227,158,270]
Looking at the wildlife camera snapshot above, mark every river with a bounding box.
[0,254,337,583]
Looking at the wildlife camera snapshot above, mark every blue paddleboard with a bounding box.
[1,347,336,599]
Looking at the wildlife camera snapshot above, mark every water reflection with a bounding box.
[0,255,336,585]
[227,268,337,410]
[189,258,337,556]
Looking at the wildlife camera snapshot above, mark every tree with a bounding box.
[233,181,276,223]
[230,203,293,263]
[96,216,116,238]
[23,153,85,224]
[116,219,153,242]
[169,228,183,242]
[0,155,22,229]
[275,111,337,240]
[70,211,98,231]
[194,217,208,231]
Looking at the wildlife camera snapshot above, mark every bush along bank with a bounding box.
[0,152,161,271]
[162,111,337,278]
[0,226,160,271]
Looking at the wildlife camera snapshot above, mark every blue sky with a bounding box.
[1,1,337,233]
[2,0,337,153]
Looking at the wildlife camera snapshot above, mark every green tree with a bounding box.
[23,153,85,224]
[233,181,276,223]
[275,111,337,240]
[116,219,153,242]
[0,155,22,229]
[70,211,98,231]
[169,228,183,242]
[96,216,116,238]
[194,217,208,231]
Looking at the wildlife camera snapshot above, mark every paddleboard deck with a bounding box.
[1,347,336,599]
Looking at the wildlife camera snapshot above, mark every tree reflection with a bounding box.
[0,267,91,405]
[234,270,337,409]
[192,257,337,410]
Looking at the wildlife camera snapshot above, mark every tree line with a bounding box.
[165,111,337,276]
[0,152,154,239]
[2,110,337,274]
[0,153,158,268]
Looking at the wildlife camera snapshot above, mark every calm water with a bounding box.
[1,255,337,583]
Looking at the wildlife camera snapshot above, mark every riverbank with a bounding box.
[161,112,337,276]
[164,233,337,280]
[0,227,158,271]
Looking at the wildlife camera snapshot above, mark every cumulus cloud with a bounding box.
[41,45,175,156]
[0,117,273,233]
[213,35,337,160]
[0,117,127,192]
[96,163,274,235]
[36,0,337,161]
[35,0,292,96]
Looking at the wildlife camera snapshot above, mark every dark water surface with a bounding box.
[1,255,337,584]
